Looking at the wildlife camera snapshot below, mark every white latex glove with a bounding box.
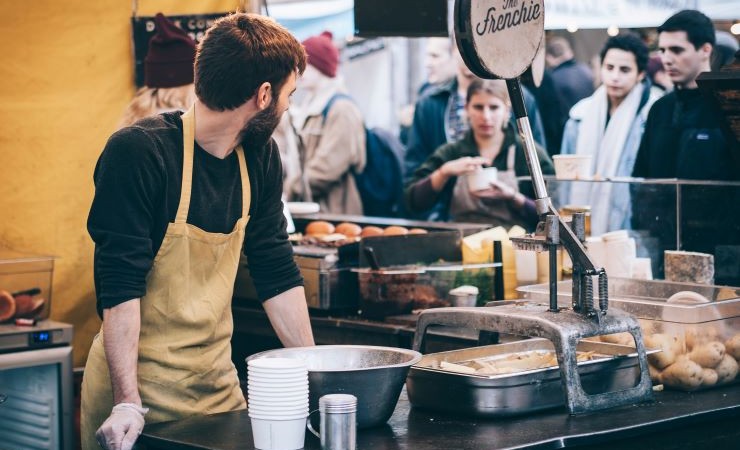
[96,403,149,450]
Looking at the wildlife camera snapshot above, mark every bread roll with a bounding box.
[305,221,335,236]
[360,226,384,238]
[335,222,362,238]
[383,226,409,236]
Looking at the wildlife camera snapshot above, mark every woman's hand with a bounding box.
[440,156,488,177]
[472,179,526,208]
[431,156,489,191]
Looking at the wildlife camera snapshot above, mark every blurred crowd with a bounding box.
[124,9,739,232]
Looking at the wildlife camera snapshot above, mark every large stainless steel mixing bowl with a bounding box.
[246,345,421,428]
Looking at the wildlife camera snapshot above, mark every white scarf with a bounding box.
[569,82,645,235]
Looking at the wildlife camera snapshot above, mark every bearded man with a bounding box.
[82,13,315,450]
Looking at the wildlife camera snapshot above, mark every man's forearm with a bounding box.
[262,286,315,347]
[102,299,142,406]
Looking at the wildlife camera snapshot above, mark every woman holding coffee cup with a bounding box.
[404,79,554,229]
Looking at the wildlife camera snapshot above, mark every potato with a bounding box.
[715,354,739,384]
[701,368,718,387]
[645,333,683,369]
[685,325,720,351]
[601,332,634,346]
[648,363,663,384]
[688,341,725,368]
[661,356,704,390]
[724,334,740,360]
[638,319,656,336]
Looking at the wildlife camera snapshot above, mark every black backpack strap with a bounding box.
[320,93,353,123]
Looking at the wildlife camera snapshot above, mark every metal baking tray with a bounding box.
[406,338,657,417]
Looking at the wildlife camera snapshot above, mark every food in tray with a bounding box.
[303,221,432,240]
[0,288,46,322]
[433,350,602,376]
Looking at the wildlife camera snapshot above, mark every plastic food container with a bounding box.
[0,249,55,322]
[552,154,592,180]
[517,278,740,391]
[355,263,498,319]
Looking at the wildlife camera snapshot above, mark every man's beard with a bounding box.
[238,98,282,149]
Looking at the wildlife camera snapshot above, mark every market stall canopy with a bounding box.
[263,0,737,37]
[544,0,738,30]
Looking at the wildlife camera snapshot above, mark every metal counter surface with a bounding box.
[140,384,739,450]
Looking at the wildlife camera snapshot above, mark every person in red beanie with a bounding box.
[282,30,366,214]
[82,13,314,450]
[117,13,197,128]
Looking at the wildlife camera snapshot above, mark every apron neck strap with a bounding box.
[234,145,250,217]
[506,144,516,171]
[176,107,196,224]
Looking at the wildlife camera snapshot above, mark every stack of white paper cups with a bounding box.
[247,358,309,450]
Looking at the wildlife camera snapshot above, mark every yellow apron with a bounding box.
[81,108,250,449]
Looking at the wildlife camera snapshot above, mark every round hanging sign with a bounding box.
[454,0,545,79]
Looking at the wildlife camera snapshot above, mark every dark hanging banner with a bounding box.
[131,13,228,87]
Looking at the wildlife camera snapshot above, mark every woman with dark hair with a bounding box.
[560,32,663,235]
[404,79,554,230]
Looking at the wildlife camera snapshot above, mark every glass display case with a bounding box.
[535,176,740,286]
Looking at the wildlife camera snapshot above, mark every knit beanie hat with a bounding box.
[646,56,664,78]
[302,31,339,78]
[144,13,197,88]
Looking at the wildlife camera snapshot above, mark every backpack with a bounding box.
[321,94,405,217]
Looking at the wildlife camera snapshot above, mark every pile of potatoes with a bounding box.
[592,322,740,391]
[644,323,740,391]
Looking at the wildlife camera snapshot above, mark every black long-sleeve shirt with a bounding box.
[88,112,302,317]
[632,88,738,180]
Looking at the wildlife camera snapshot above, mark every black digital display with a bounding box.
[354,0,449,37]
[31,331,51,344]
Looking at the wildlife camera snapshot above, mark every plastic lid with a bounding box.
[449,285,479,296]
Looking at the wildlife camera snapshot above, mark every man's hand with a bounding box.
[95,403,149,450]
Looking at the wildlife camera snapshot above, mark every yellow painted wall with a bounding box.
[0,0,249,367]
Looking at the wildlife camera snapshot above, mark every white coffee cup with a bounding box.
[251,416,308,450]
[552,154,592,180]
[467,167,498,191]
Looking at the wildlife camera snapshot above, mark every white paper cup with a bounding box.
[467,167,498,191]
[248,357,307,370]
[248,375,308,384]
[251,417,308,450]
[250,396,308,404]
[631,257,653,280]
[248,380,308,389]
[248,405,309,415]
[248,398,309,407]
[249,393,308,402]
[553,154,592,180]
